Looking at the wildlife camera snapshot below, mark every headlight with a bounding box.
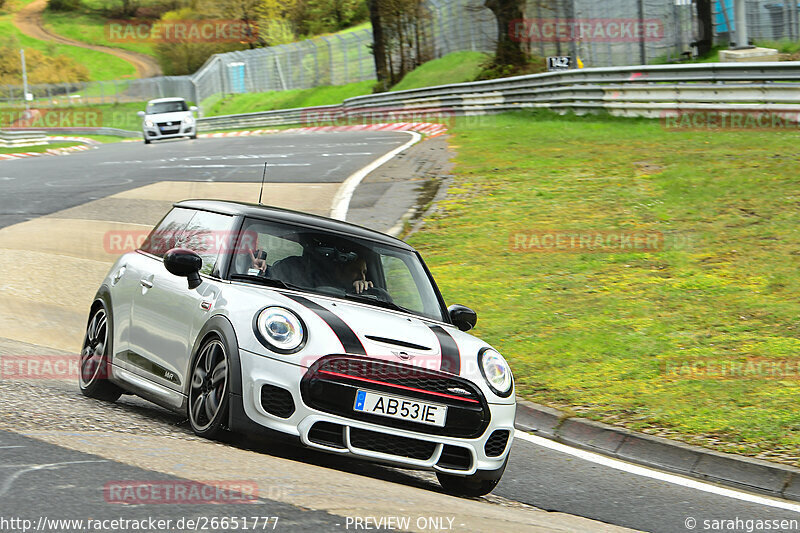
[144,119,154,127]
[183,116,194,124]
[479,348,513,397]
[254,306,306,353]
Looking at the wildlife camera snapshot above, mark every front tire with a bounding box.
[79,303,123,402]
[144,138,151,144]
[436,458,508,497]
[188,336,230,439]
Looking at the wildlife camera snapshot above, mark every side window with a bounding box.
[262,234,304,266]
[231,220,304,276]
[139,207,195,258]
[381,255,424,312]
[181,210,236,275]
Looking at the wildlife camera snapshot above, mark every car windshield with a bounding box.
[229,218,446,322]
[146,101,188,114]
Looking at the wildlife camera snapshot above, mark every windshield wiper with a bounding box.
[229,274,300,290]
[343,293,411,314]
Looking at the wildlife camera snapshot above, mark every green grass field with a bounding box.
[410,111,800,465]
[391,51,488,92]
[41,9,155,57]
[203,51,490,116]
[204,81,374,116]
[2,102,146,130]
[0,16,134,81]
[0,141,80,154]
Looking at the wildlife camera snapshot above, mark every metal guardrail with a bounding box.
[196,62,800,132]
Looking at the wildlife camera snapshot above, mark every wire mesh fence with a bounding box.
[715,0,800,43]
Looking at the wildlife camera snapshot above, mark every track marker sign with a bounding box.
[548,56,572,71]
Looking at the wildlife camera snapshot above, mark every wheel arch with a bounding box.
[90,285,114,362]
[186,315,255,433]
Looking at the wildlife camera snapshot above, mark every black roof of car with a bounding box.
[175,199,415,251]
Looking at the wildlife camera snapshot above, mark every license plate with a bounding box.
[353,390,447,427]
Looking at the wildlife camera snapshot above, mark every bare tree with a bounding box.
[485,0,526,66]
[367,0,389,90]
[368,0,430,90]
[694,0,714,56]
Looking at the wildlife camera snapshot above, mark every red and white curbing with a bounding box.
[198,122,448,139]
[17,123,449,152]
[0,143,92,161]
[0,136,98,161]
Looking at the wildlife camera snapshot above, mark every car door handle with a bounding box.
[140,279,154,289]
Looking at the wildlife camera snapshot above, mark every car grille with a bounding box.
[301,355,490,438]
[157,122,180,134]
[349,427,436,460]
[484,430,510,457]
[259,384,295,418]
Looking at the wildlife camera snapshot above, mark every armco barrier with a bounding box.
[196,62,800,131]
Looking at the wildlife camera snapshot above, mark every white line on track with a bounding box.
[153,163,312,169]
[0,460,108,497]
[514,430,800,513]
[330,131,421,221]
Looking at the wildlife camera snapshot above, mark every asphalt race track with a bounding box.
[1,132,799,533]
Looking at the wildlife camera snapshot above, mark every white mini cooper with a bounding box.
[79,200,515,496]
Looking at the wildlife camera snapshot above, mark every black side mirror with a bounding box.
[164,248,203,290]
[448,304,477,332]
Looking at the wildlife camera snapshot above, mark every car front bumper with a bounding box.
[237,348,515,476]
[143,123,195,140]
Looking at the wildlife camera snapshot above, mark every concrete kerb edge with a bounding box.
[515,399,800,502]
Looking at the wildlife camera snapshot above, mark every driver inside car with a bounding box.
[247,249,269,276]
[334,257,373,294]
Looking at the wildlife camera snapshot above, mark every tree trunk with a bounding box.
[485,0,526,66]
[695,0,714,56]
[367,0,389,91]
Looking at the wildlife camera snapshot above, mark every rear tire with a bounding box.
[79,303,123,402]
[188,335,230,439]
[436,457,507,497]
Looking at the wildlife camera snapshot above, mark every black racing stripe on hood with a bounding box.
[283,294,366,355]
[428,324,460,375]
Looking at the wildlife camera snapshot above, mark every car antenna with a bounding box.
[258,162,267,205]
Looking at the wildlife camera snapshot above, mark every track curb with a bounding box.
[515,400,800,502]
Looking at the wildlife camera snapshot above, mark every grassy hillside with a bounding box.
[391,51,488,92]
[204,81,374,116]
[204,51,489,116]
[0,2,135,81]
[42,0,155,57]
